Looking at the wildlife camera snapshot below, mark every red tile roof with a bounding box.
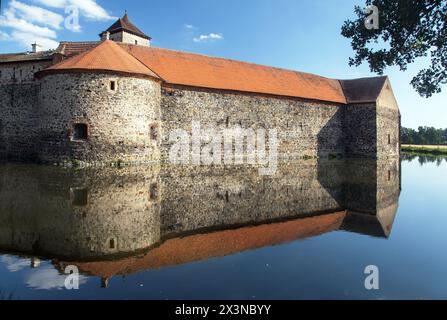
[64,211,346,279]
[39,40,159,79]
[0,51,54,63]
[37,41,388,104]
[121,44,347,103]
[55,41,100,58]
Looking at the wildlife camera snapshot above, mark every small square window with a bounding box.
[109,80,117,91]
[72,123,88,141]
[150,124,159,141]
[70,187,88,206]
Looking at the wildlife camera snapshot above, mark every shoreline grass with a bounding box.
[402,144,447,156]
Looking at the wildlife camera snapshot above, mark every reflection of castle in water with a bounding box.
[0,159,400,285]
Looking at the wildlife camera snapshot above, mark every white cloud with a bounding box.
[33,0,66,7]
[0,5,57,38]
[0,31,11,40]
[193,33,223,43]
[0,0,115,51]
[184,24,195,30]
[0,3,59,50]
[11,0,64,30]
[26,266,88,290]
[11,30,60,49]
[1,256,30,272]
[34,0,116,21]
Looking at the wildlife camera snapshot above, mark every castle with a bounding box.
[0,14,401,165]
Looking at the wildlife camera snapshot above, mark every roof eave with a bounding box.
[36,68,161,82]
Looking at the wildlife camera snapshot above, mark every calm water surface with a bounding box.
[0,155,446,300]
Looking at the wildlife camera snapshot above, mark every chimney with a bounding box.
[31,257,41,268]
[31,42,42,53]
[101,31,110,41]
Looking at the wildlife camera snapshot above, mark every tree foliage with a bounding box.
[401,126,447,145]
[342,0,447,97]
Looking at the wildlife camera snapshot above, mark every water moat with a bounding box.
[0,156,446,299]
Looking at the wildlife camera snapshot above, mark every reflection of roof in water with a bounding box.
[63,211,347,279]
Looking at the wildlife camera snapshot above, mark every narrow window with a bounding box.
[149,183,159,201]
[70,188,88,207]
[226,117,230,128]
[109,238,115,249]
[135,40,138,45]
[388,170,391,181]
[388,134,391,145]
[72,123,88,141]
[150,124,159,141]
[109,80,117,91]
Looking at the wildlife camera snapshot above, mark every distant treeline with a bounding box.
[401,127,447,145]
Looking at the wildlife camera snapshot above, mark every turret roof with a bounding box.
[104,13,151,40]
[39,40,159,79]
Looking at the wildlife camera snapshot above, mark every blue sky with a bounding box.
[0,0,445,129]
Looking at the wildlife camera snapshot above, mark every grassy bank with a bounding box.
[402,144,447,156]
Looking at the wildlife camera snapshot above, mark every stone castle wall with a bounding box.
[0,60,53,84]
[344,103,377,158]
[38,73,161,164]
[376,80,401,159]
[0,61,54,162]
[0,83,41,161]
[160,86,346,161]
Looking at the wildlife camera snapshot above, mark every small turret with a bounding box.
[100,12,151,46]
[31,42,43,53]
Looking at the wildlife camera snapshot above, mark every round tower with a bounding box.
[37,40,161,165]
